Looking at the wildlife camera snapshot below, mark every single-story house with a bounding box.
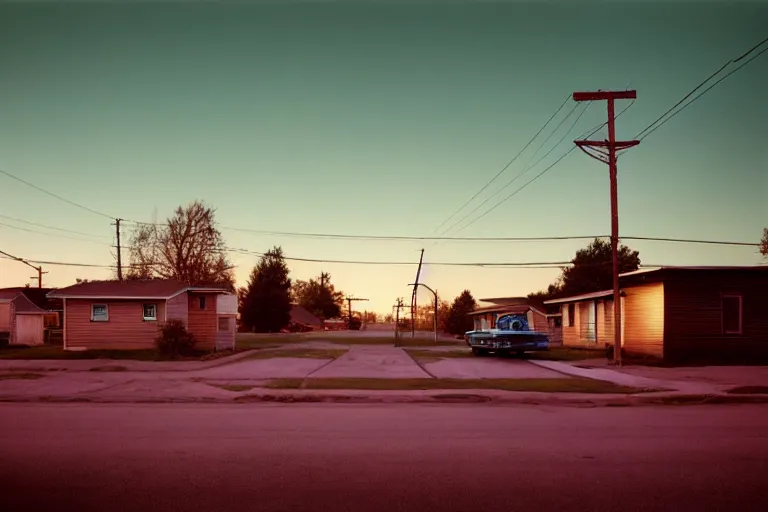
[0,291,49,346]
[468,297,554,340]
[47,280,238,351]
[290,303,322,329]
[543,266,768,363]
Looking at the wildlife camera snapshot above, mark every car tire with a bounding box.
[471,347,486,357]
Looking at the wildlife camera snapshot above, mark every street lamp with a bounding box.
[407,283,438,344]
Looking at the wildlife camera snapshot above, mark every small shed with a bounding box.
[0,291,48,346]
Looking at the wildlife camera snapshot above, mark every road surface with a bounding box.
[2,403,767,512]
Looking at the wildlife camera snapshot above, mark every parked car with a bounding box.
[464,313,549,356]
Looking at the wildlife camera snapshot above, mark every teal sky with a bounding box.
[1,1,766,315]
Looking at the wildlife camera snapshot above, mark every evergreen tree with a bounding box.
[238,246,292,333]
[445,290,477,335]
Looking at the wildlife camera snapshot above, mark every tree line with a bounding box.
[119,200,768,334]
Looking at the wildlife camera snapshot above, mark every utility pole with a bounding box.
[345,296,369,329]
[572,90,639,366]
[113,218,123,281]
[394,298,405,346]
[30,266,48,289]
[410,249,425,338]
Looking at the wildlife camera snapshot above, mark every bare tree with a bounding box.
[761,228,768,258]
[126,200,235,290]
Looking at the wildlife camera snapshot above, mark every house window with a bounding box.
[199,296,206,310]
[554,316,562,328]
[91,304,108,322]
[143,304,157,321]
[218,317,230,332]
[722,295,742,334]
[567,304,575,327]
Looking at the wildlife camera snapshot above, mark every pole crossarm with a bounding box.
[573,90,636,102]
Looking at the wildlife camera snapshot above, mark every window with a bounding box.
[143,304,157,321]
[567,304,575,327]
[199,296,206,310]
[722,295,742,334]
[91,304,108,322]
[553,316,562,328]
[218,317,230,332]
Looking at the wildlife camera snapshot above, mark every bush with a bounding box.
[155,319,196,357]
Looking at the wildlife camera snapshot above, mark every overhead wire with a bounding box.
[0,221,114,246]
[0,168,114,220]
[635,35,768,141]
[429,93,572,236]
[0,213,111,239]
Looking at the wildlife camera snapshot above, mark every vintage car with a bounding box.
[464,313,550,356]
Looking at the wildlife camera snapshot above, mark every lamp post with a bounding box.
[408,283,438,344]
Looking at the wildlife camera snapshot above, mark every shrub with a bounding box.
[155,319,196,357]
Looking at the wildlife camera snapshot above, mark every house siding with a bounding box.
[662,273,768,363]
[0,302,10,331]
[562,303,581,347]
[622,282,665,359]
[188,293,218,350]
[166,293,189,324]
[65,299,166,350]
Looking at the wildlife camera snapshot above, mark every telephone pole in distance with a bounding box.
[572,89,639,366]
[113,218,123,281]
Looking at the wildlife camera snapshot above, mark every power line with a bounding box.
[0,213,112,239]
[0,168,114,220]
[429,93,573,235]
[636,36,768,141]
[0,221,113,246]
[443,102,592,236]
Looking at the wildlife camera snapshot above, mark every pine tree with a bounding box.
[445,290,476,335]
[238,246,292,333]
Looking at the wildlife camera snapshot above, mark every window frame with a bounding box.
[142,303,157,322]
[567,303,575,327]
[91,304,109,322]
[199,296,207,310]
[218,316,231,332]
[721,294,743,335]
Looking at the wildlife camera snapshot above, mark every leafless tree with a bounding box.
[126,200,235,290]
[761,228,768,258]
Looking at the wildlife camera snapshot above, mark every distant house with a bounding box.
[544,266,768,364]
[468,297,554,340]
[289,303,322,330]
[47,280,237,351]
[0,291,49,346]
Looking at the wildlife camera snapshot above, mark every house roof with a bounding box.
[290,304,322,327]
[543,289,614,305]
[47,279,231,300]
[620,265,768,278]
[477,296,529,306]
[0,291,48,314]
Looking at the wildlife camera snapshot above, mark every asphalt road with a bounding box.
[2,403,767,512]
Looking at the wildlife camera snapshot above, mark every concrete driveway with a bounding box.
[310,346,430,378]
[422,357,569,379]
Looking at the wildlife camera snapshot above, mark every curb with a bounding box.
[2,392,767,406]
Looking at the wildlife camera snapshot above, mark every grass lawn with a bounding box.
[264,377,652,394]
[405,349,473,362]
[208,384,256,392]
[0,372,45,380]
[243,348,348,360]
[0,345,249,362]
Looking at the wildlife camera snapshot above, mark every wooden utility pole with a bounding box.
[408,282,438,344]
[30,266,48,289]
[394,298,405,346]
[410,249,425,338]
[113,218,123,280]
[345,296,369,329]
[572,90,639,366]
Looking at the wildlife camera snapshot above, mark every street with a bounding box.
[2,404,768,512]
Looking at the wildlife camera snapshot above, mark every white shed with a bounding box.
[0,291,48,346]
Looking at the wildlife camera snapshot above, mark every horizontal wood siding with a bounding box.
[188,293,218,350]
[622,283,665,359]
[663,272,768,363]
[597,299,615,345]
[561,303,581,347]
[166,293,188,324]
[65,299,166,350]
[0,303,10,331]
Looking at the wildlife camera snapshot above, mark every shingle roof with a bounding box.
[290,304,322,327]
[0,291,47,314]
[47,279,230,299]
